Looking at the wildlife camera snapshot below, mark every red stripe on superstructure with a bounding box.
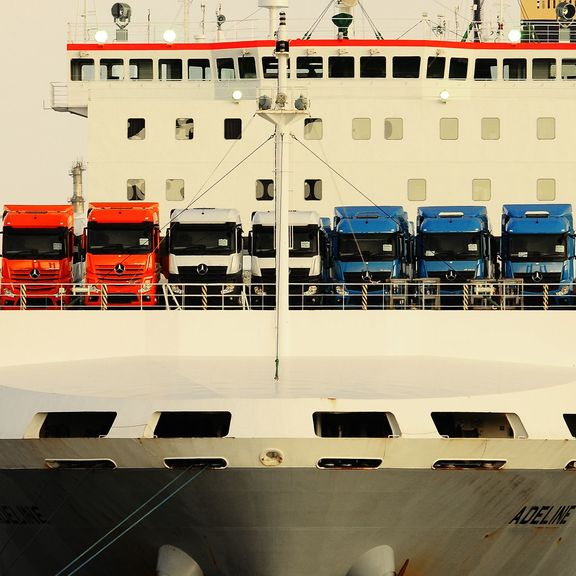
[68,39,576,51]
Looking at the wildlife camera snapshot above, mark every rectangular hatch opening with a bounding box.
[153,411,231,438]
[431,412,527,438]
[313,412,399,438]
[38,412,117,438]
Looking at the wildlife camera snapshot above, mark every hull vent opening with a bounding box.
[313,412,400,438]
[431,412,527,439]
[39,412,117,438]
[45,459,117,470]
[317,458,382,469]
[433,459,506,470]
[164,458,228,470]
[154,412,231,438]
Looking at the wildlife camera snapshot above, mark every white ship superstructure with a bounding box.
[3,1,576,575]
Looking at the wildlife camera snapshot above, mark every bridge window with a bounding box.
[224,118,242,139]
[385,117,403,140]
[352,117,371,140]
[431,412,526,438]
[256,179,274,200]
[393,56,420,78]
[297,56,323,78]
[127,118,145,140]
[504,58,527,80]
[175,118,194,140]
[154,411,232,438]
[304,117,323,140]
[474,58,497,80]
[159,59,183,80]
[533,58,556,80]
[71,58,94,81]
[537,178,556,201]
[537,117,556,140]
[561,58,576,79]
[188,58,211,80]
[100,58,124,80]
[129,59,153,80]
[239,56,257,79]
[217,58,236,80]
[360,56,386,78]
[472,179,491,201]
[426,56,445,79]
[304,179,322,201]
[440,117,459,140]
[407,179,426,201]
[449,57,468,80]
[39,412,117,438]
[313,412,399,437]
[329,56,355,78]
[481,117,500,140]
[166,179,185,201]
[127,179,145,201]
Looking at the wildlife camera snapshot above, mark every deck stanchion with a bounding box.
[202,284,208,310]
[19,285,27,310]
[543,284,549,311]
[362,284,368,310]
[101,285,108,310]
[463,284,469,311]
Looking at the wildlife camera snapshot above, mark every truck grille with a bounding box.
[10,270,60,282]
[426,271,477,282]
[343,272,391,284]
[94,264,146,282]
[513,272,561,284]
[177,266,229,282]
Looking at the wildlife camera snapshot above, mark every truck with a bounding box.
[1,205,78,309]
[329,206,412,307]
[83,202,161,307]
[415,206,493,301]
[166,208,244,307]
[250,210,328,308]
[500,204,574,305]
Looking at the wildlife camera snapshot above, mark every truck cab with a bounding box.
[166,208,243,306]
[84,202,161,307]
[1,205,77,309]
[415,206,493,292]
[500,204,574,303]
[250,210,327,308]
[330,206,412,305]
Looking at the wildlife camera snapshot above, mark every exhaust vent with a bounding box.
[313,412,399,438]
[317,458,382,469]
[164,458,227,470]
[154,411,231,438]
[45,459,117,470]
[431,412,527,439]
[433,459,506,470]
[38,412,117,438]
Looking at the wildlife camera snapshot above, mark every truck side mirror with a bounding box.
[247,232,253,255]
[81,229,86,251]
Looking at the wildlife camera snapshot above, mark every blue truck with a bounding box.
[330,206,412,306]
[500,204,574,304]
[415,206,493,292]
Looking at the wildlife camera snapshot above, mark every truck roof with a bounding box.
[334,206,407,221]
[502,204,572,219]
[334,206,408,234]
[3,205,74,229]
[251,211,320,227]
[170,208,241,226]
[88,202,159,225]
[505,218,571,235]
[417,206,489,233]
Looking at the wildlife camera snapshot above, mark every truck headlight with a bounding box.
[304,285,318,296]
[221,284,235,295]
[335,285,349,296]
[254,286,266,296]
[89,285,101,294]
[139,279,154,293]
[171,284,183,295]
[558,284,571,296]
[3,288,15,297]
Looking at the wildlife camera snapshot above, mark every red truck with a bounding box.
[1,205,77,309]
[84,202,161,307]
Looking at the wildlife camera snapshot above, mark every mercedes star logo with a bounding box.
[29,269,40,279]
[114,263,125,275]
[445,270,457,281]
[197,263,209,276]
[361,271,373,283]
[532,271,543,282]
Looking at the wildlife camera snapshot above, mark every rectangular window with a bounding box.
[224,118,242,140]
[71,59,94,81]
[449,58,468,80]
[561,58,576,79]
[537,178,556,201]
[472,179,491,201]
[352,118,371,140]
[100,59,124,80]
[431,412,522,438]
[217,58,236,80]
[188,59,211,80]
[393,56,420,78]
[304,179,322,201]
[537,117,556,139]
[533,58,556,80]
[313,412,396,438]
[159,59,183,80]
[474,58,497,80]
[256,179,274,201]
[127,179,145,201]
[304,118,323,140]
[426,56,445,79]
[407,179,426,201]
[385,118,403,140]
[297,56,323,78]
[329,56,355,78]
[481,117,500,140]
[129,59,153,80]
[440,117,458,140]
[127,118,145,140]
[166,179,185,201]
[504,59,527,80]
[175,118,194,140]
[360,56,386,78]
[239,56,257,79]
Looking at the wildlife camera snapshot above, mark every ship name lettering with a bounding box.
[0,505,47,526]
[509,505,576,526]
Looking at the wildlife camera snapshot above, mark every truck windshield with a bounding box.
[421,233,481,261]
[508,234,568,262]
[338,233,398,262]
[252,225,319,258]
[171,223,236,255]
[2,228,67,260]
[87,223,153,254]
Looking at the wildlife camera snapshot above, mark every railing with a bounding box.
[0,279,574,311]
[50,82,69,111]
